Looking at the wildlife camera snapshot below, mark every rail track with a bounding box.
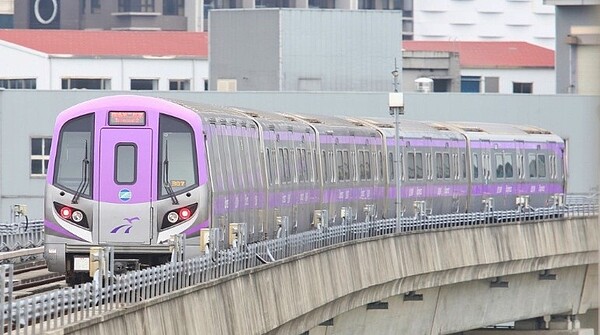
[2,248,67,299]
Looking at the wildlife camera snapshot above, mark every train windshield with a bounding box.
[54,114,94,197]
[158,115,197,199]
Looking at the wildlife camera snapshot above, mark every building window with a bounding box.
[513,82,532,94]
[62,78,111,90]
[118,0,155,12]
[484,77,499,93]
[0,78,36,89]
[91,0,101,13]
[169,79,190,91]
[31,137,51,176]
[131,79,158,90]
[204,79,209,91]
[461,76,480,93]
[163,0,184,15]
[358,0,375,9]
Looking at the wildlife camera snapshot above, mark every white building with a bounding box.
[413,0,556,50]
[0,29,209,91]
[403,41,555,94]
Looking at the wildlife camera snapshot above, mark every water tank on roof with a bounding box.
[415,77,433,93]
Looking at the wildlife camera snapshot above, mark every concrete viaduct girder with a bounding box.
[49,217,598,335]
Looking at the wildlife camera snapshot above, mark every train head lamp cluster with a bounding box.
[162,203,198,229]
[54,202,89,229]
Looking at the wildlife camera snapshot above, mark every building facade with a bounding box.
[545,0,600,94]
[403,41,555,94]
[413,0,555,50]
[0,30,209,91]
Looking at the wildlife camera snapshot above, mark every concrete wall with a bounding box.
[0,91,598,222]
[552,5,600,94]
[209,9,403,92]
[45,216,598,335]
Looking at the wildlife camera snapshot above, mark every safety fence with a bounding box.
[0,221,44,253]
[1,195,598,334]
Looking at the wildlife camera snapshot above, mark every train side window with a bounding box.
[351,151,357,181]
[461,152,466,179]
[388,152,395,181]
[343,150,350,181]
[516,154,523,179]
[435,152,443,179]
[297,148,304,183]
[285,148,292,183]
[115,143,137,184]
[313,149,319,182]
[266,148,274,185]
[359,151,365,180]
[443,153,450,179]
[495,153,504,178]
[472,153,479,179]
[453,154,459,180]
[528,154,537,178]
[537,154,546,178]
[504,154,513,178]
[378,151,384,181]
[322,150,328,182]
[366,151,372,180]
[415,152,423,180]
[329,151,335,182]
[407,152,415,180]
[336,150,344,181]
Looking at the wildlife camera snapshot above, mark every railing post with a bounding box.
[1,264,14,335]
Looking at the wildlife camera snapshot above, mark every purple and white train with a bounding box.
[44,95,566,284]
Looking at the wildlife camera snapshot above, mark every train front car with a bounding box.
[44,96,209,284]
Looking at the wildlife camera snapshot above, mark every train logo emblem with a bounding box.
[110,217,140,234]
[119,189,132,202]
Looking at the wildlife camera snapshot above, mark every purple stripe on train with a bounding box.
[211,181,563,214]
[44,219,87,242]
[183,219,210,236]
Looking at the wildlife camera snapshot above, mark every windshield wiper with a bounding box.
[163,140,179,205]
[72,140,89,204]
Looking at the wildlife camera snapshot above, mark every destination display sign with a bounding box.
[108,111,146,126]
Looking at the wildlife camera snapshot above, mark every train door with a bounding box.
[98,128,153,244]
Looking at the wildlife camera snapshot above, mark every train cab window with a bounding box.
[159,115,197,197]
[528,154,537,178]
[54,114,94,197]
[472,153,479,179]
[537,154,546,178]
[115,144,137,184]
[504,154,513,178]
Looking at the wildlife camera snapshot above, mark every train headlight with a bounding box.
[167,211,179,224]
[60,207,72,220]
[72,210,84,223]
[179,207,191,220]
[53,202,90,229]
[161,203,198,230]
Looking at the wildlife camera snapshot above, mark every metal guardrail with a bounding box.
[1,196,598,334]
[0,221,44,254]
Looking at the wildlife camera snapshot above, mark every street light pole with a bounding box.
[389,60,404,232]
